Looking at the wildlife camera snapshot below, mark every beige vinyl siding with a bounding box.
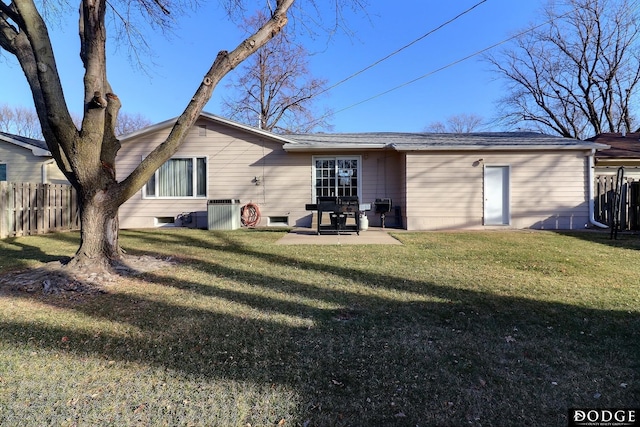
[117,120,311,228]
[404,151,590,230]
[359,150,404,227]
[298,150,404,228]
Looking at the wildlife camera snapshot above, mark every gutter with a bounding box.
[391,143,609,152]
[588,149,609,229]
[282,143,388,152]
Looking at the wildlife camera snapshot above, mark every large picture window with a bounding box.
[313,156,360,201]
[145,157,207,198]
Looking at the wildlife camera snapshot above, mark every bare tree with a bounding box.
[0,104,42,138]
[425,113,484,133]
[486,0,640,139]
[115,112,153,136]
[1,104,151,139]
[0,0,346,274]
[221,11,332,133]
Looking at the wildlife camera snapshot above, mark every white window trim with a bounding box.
[311,155,362,202]
[143,156,208,199]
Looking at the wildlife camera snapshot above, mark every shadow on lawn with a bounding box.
[1,230,639,427]
[555,230,640,251]
[0,234,73,269]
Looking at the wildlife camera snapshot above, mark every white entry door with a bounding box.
[484,166,510,225]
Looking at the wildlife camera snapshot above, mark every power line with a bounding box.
[308,6,577,128]
[315,0,488,98]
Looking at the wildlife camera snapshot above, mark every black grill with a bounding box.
[305,196,360,235]
[375,198,392,228]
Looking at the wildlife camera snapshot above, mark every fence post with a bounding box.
[0,181,6,239]
[594,174,637,231]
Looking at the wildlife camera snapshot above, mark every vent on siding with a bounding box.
[155,216,175,226]
[268,216,289,227]
[198,124,207,136]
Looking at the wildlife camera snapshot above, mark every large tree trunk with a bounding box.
[2,0,296,283]
[68,190,122,273]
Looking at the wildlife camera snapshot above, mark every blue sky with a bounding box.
[1,0,544,133]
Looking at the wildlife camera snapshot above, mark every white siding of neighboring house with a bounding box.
[404,150,590,230]
[43,161,69,184]
[117,119,312,229]
[0,142,65,183]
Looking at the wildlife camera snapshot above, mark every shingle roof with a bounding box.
[115,113,607,153]
[0,131,50,155]
[587,133,640,159]
[120,112,296,145]
[285,132,607,152]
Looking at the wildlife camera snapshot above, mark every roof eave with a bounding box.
[596,157,640,162]
[283,143,389,152]
[0,134,51,156]
[119,112,298,145]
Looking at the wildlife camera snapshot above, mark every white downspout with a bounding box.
[41,159,55,184]
[588,149,608,228]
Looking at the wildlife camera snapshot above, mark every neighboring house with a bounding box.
[588,132,640,229]
[0,131,68,184]
[589,132,640,180]
[117,113,608,231]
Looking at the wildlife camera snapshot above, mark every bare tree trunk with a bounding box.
[69,191,122,272]
[2,0,298,279]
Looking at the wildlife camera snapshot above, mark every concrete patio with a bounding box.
[276,227,403,245]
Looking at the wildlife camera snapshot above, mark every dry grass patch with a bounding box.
[0,229,638,426]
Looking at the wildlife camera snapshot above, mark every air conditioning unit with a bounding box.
[207,199,241,230]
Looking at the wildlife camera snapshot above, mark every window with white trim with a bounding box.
[313,156,360,200]
[145,157,207,198]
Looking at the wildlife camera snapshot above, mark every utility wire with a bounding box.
[307,6,577,128]
[314,0,488,98]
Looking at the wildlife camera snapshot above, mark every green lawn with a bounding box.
[0,229,638,426]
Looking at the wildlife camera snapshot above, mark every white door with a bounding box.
[484,166,510,225]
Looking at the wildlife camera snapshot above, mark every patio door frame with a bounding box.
[312,155,362,201]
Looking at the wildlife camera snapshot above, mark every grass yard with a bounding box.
[0,228,638,426]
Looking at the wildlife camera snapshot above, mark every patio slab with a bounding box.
[276,227,403,245]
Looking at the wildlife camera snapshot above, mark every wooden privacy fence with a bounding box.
[594,175,640,230]
[0,182,79,239]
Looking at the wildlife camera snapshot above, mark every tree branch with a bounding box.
[116,0,295,205]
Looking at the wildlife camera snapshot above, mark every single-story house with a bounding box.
[0,131,68,184]
[117,113,609,231]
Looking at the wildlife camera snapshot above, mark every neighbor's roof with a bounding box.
[284,132,608,152]
[0,131,51,156]
[587,133,640,159]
